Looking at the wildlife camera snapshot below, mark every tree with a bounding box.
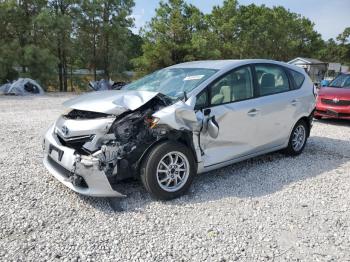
[134,0,324,75]
[35,0,76,91]
[318,28,350,64]
[76,0,135,80]
[23,45,58,84]
[133,0,209,75]
[0,1,20,82]
[99,0,134,78]
[207,1,323,60]
[76,0,103,80]
[5,0,47,73]
[0,0,57,85]
[336,27,350,64]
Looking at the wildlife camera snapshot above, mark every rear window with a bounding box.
[289,70,305,89]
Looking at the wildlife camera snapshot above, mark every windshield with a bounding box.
[123,68,218,100]
[329,74,350,88]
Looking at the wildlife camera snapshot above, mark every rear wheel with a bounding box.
[140,141,196,200]
[284,120,308,156]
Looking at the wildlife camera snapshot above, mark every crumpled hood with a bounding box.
[63,90,159,115]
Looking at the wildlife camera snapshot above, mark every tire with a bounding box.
[284,120,309,156]
[140,141,196,200]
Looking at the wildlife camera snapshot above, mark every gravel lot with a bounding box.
[0,94,349,261]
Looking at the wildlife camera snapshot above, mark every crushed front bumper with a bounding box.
[315,106,350,119]
[43,124,125,197]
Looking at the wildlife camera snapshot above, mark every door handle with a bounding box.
[247,109,259,116]
[291,99,299,106]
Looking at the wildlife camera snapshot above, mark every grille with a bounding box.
[56,133,93,154]
[65,109,109,119]
[321,98,350,106]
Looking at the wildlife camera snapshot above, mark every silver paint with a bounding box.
[43,59,316,197]
[43,124,124,197]
[63,90,159,114]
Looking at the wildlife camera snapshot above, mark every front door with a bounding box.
[196,65,260,167]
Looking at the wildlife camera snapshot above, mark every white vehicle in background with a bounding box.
[43,59,316,200]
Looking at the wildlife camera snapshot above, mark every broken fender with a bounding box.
[153,101,204,132]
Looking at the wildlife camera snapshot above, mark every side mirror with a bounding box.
[207,116,219,138]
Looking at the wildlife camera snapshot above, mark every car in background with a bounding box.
[315,73,350,120]
[43,60,316,200]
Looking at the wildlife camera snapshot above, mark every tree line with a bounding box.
[0,0,349,90]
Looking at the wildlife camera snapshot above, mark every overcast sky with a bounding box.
[132,0,350,40]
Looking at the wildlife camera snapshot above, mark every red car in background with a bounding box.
[315,73,350,120]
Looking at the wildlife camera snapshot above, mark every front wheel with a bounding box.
[284,120,309,156]
[140,141,196,200]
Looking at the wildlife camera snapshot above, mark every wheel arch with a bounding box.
[299,116,311,137]
[290,113,313,139]
[135,130,198,176]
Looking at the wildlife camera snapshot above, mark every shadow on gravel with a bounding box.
[81,136,350,212]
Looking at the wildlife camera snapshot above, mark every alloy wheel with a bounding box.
[156,151,190,192]
[292,125,306,152]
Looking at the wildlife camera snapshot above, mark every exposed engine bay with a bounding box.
[52,93,195,189]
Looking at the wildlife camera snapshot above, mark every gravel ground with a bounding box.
[0,94,349,261]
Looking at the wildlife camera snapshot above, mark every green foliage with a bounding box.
[133,0,212,75]
[0,0,137,89]
[0,0,348,87]
[75,0,135,80]
[135,0,334,75]
[0,41,19,82]
[23,45,58,85]
[318,27,350,65]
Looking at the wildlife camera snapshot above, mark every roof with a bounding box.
[288,57,325,65]
[168,59,291,70]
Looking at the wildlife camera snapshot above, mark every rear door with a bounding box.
[196,65,261,167]
[252,64,299,150]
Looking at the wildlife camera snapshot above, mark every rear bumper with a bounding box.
[43,125,125,197]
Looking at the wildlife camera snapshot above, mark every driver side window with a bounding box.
[210,66,254,105]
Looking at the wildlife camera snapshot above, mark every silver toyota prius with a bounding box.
[43,59,316,200]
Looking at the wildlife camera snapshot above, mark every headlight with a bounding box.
[145,117,160,129]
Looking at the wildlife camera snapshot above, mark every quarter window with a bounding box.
[255,65,290,96]
[195,91,208,109]
[209,66,254,106]
[289,69,305,89]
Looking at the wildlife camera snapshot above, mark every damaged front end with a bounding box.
[43,90,188,197]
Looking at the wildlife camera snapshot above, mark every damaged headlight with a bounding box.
[145,116,160,129]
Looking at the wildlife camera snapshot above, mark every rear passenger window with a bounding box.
[289,70,305,89]
[255,65,290,96]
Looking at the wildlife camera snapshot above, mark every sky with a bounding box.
[131,0,350,40]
